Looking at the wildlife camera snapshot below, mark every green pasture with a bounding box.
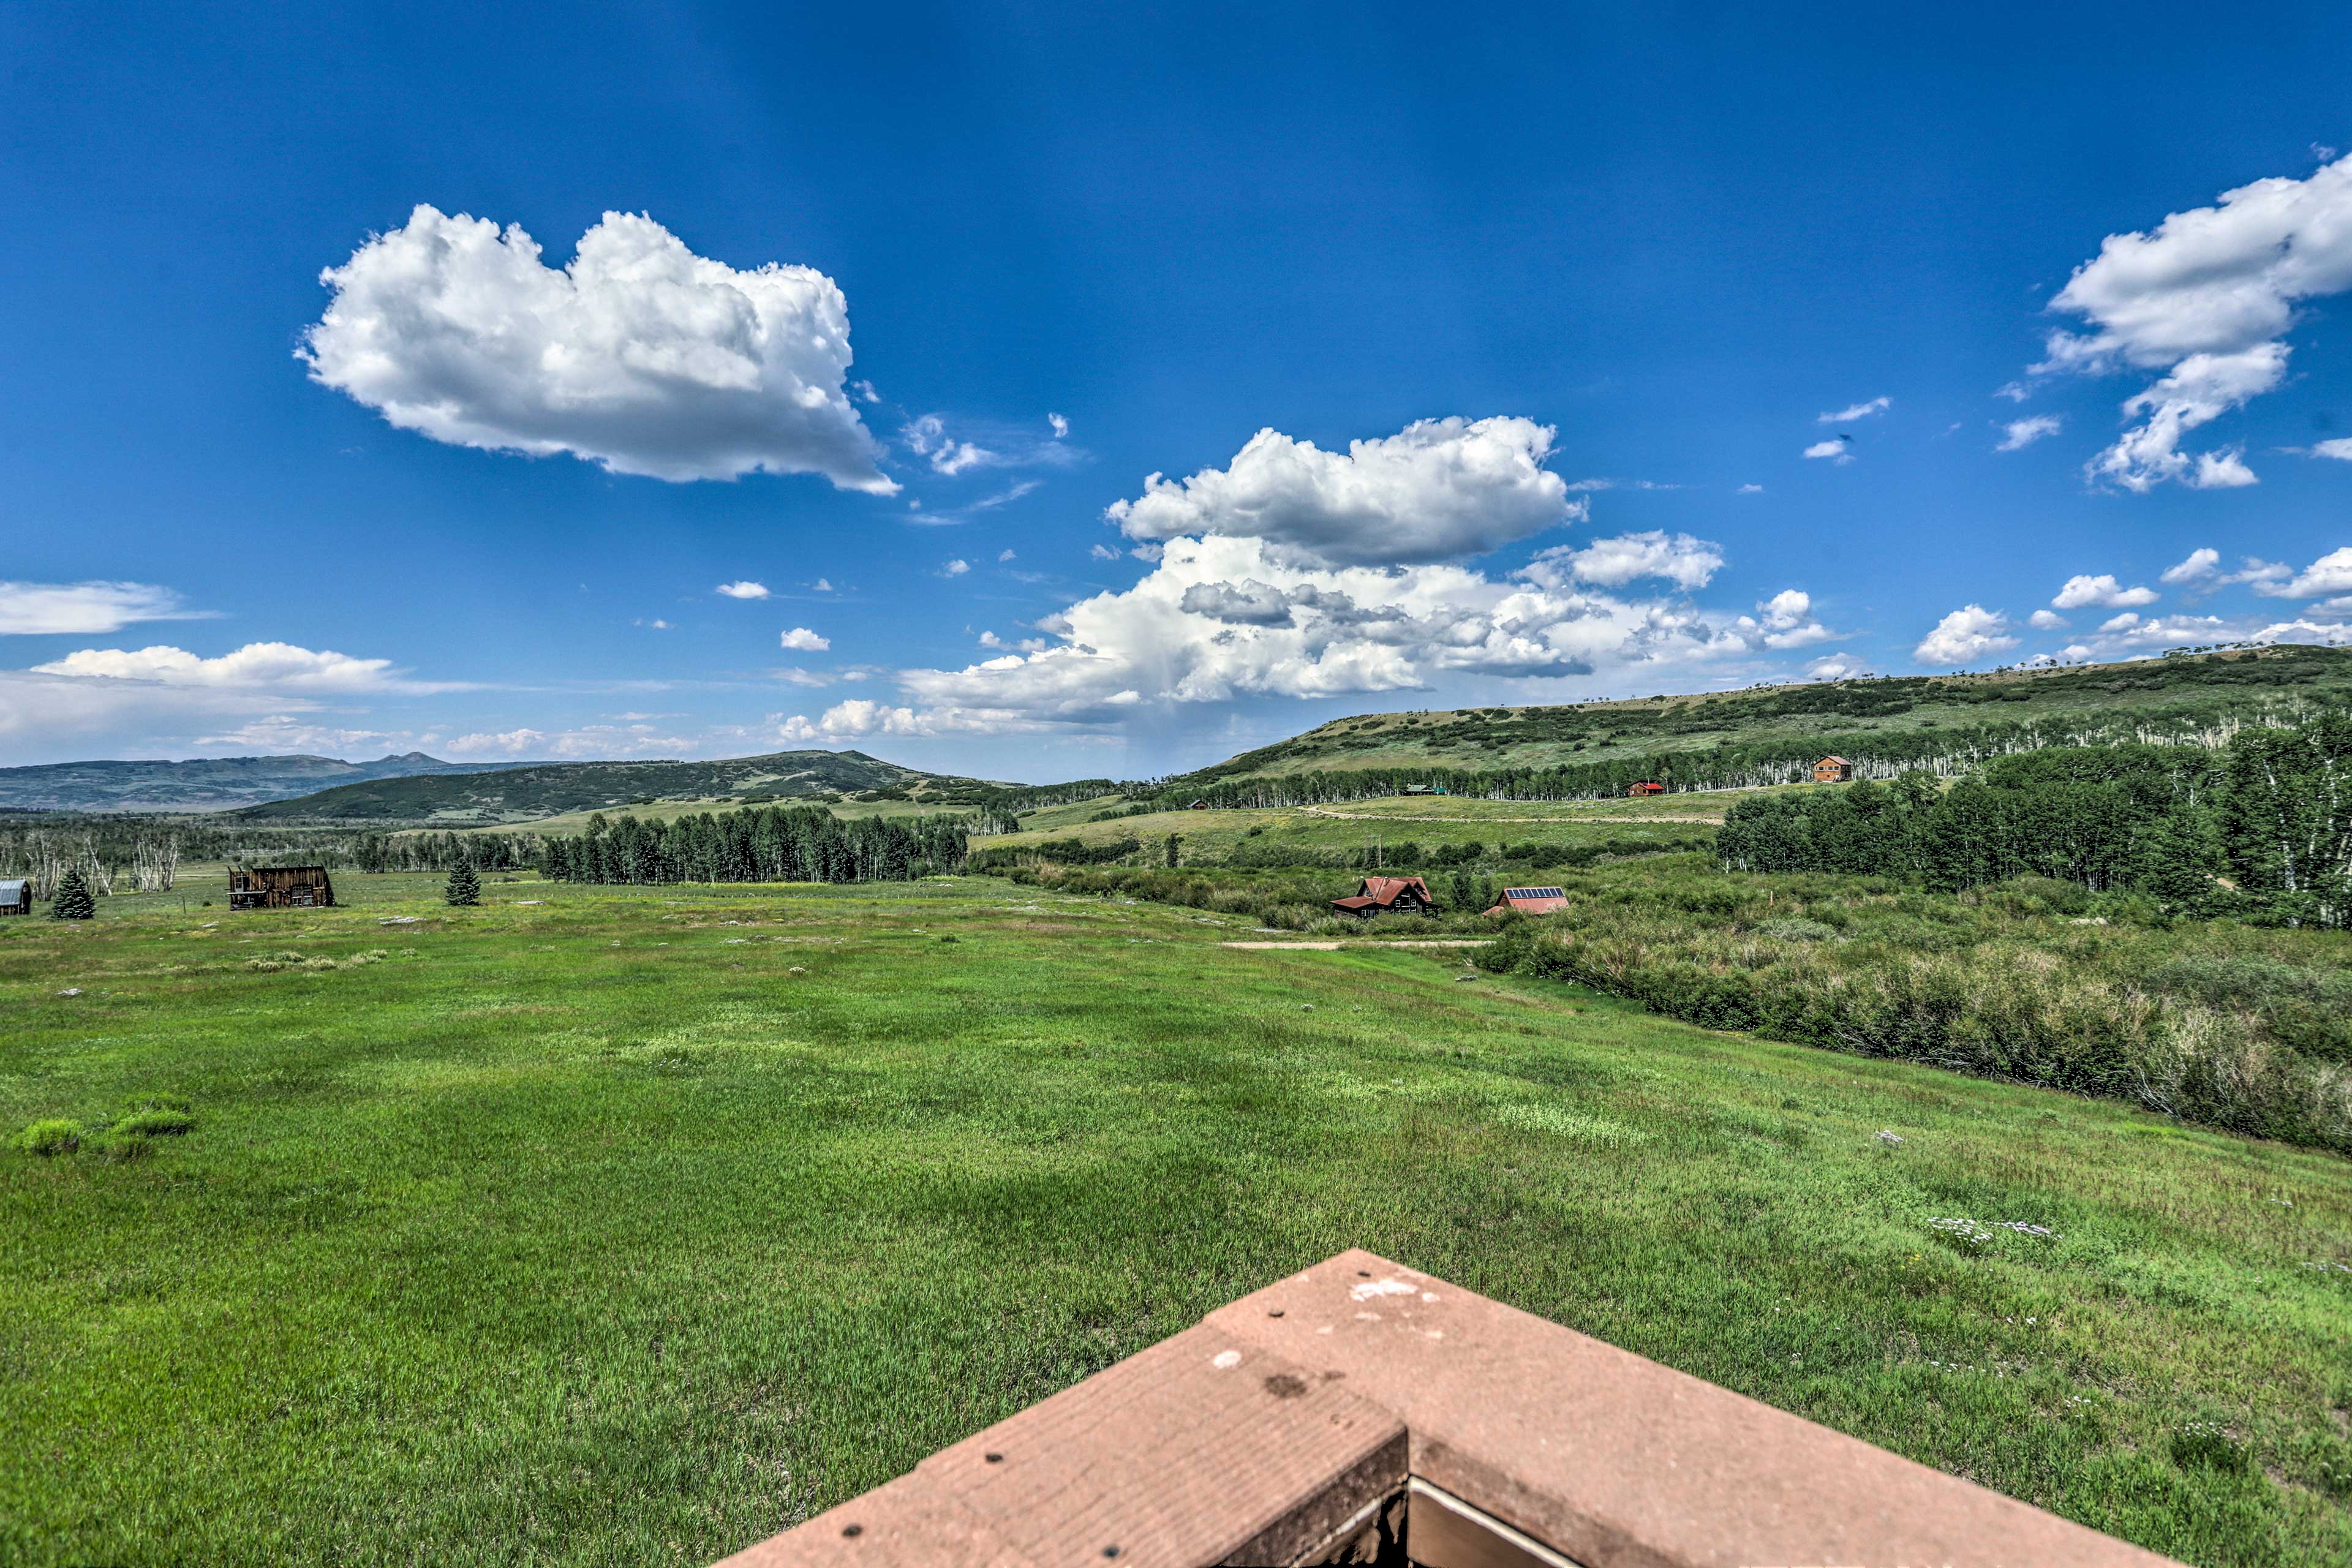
[4,876,2350,1566]
[982,795,1725,861]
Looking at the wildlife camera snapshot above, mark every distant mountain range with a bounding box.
[0,752,521,814]
[233,749,1000,823]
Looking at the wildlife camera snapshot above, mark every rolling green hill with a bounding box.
[236,748,1006,824]
[0,752,518,814]
[1154,643,2352,796]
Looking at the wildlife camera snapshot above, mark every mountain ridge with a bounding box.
[233,747,1008,823]
[0,752,527,814]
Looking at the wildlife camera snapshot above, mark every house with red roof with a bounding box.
[1484,886,1568,916]
[1330,875,1433,918]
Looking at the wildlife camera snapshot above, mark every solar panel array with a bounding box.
[1506,887,1564,899]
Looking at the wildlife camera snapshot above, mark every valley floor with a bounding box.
[3,875,2348,1566]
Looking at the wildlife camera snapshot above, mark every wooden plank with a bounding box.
[1205,1250,2179,1568]
[913,1322,1406,1568]
[710,1471,1032,1568]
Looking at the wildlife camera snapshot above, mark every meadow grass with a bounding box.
[977,796,1722,862]
[3,875,2349,1566]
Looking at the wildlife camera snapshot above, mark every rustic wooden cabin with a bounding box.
[1330,875,1433,918]
[228,865,336,911]
[1483,886,1569,916]
[1813,755,1854,783]
[0,878,29,916]
[1626,781,1665,797]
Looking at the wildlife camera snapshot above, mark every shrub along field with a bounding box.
[3,875,2350,1567]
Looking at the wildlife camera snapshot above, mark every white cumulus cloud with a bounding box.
[1818,396,1890,423]
[31,641,432,693]
[778,627,831,652]
[869,532,1826,736]
[1996,415,2064,451]
[2029,609,2070,630]
[1802,438,1853,464]
[1915,605,2016,666]
[301,205,892,490]
[0,581,204,637]
[942,559,970,577]
[716,581,771,600]
[2052,573,2158,610]
[1528,531,1724,590]
[1106,416,1578,566]
[2035,154,2352,491]
[2252,546,2352,600]
[2313,437,2352,461]
[2161,548,2221,584]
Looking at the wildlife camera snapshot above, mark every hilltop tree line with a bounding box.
[1717,718,2352,927]
[1129,704,2351,813]
[539,805,968,885]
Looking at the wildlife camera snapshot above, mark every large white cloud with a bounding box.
[1106,417,1579,566]
[1523,531,1724,590]
[2250,546,2352,600]
[2035,154,2352,491]
[0,581,202,636]
[786,532,1827,737]
[30,641,437,692]
[301,206,894,491]
[2051,573,2158,610]
[1914,605,2016,666]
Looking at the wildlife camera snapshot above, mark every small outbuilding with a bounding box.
[229,865,336,911]
[1484,886,1568,916]
[1401,784,1447,797]
[1186,799,1209,810]
[1330,875,1433,918]
[1813,755,1854,784]
[1626,781,1665,797]
[0,878,30,916]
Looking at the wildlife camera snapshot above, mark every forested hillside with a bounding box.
[237,749,1005,824]
[1129,644,2352,810]
[0,752,513,813]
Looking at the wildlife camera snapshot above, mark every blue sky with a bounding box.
[4,2,2351,780]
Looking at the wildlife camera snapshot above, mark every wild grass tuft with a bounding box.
[18,1118,83,1156]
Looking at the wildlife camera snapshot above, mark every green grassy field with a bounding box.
[5,876,2350,1566]
[980,793,1727,862]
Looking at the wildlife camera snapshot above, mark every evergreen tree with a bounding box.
[49,866,95,921]
[1164,832,1182,867]
[445,862,481,907]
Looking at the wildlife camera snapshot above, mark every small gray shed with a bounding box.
[0,879,30,916]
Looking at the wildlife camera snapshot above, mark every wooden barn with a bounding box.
[228,865,336,911]
[1484,885,1569,916]
[1330,875,1433,918]
[1626,781,1665,797]
[1814,755,1854,784]
[0,878,29,916]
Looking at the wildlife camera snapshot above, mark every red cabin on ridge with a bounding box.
[1626,781,1665,796]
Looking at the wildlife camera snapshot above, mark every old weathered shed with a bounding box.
[229,865,336,911]
[0,878,29,916]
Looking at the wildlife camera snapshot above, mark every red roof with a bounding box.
[1485,886,1569,916]
[1332,875,1431,913]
